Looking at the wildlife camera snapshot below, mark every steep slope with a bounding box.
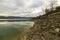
[22,11,60,40]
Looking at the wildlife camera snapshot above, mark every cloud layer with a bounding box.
[0,0,60,17]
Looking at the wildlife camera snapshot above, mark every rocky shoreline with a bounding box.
[21,7,60,40]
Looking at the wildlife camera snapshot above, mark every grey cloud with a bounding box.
[0,0,23,13]
[29,1,43,8]
[0,0,52,17]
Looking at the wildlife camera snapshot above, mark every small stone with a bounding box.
[51,26,55,27]
[55,28,60,32]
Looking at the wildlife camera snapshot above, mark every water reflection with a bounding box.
[0,21,34,40]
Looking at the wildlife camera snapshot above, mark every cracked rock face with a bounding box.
[22,12,60,40]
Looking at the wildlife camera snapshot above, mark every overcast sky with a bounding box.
[0,0,60,17]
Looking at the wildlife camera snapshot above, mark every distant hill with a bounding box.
[0,16,35,19]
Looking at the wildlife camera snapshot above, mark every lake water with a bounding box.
[0,21,34,40]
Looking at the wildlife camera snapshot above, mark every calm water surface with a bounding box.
[0,21,34,40]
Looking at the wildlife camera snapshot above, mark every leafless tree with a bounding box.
[50,0,57,10]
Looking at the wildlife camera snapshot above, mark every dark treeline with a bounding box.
[45,6,60,15]
[0,16,35,19]
[35,6,60,19]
